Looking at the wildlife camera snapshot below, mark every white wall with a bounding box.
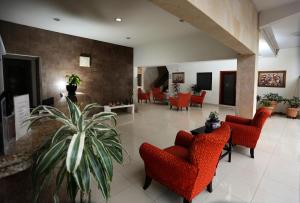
[167,59,237,104]
[166,47,300,111]
[134,32,237,67]
[257,48,300,112]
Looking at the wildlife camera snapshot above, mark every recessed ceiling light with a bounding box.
[53,18,61,22]
[179,19,184,23]
[126,37,131,40]
[115,18,122,22]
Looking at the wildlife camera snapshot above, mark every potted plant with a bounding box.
[191,84,201,95]
[262,93,283,112]
[259,99,273,115]
[26,97,123,203]
[284,96,300,118]
[205,111,220,133]
[66,74,82,96]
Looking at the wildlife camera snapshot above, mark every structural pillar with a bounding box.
[236,54,257,118]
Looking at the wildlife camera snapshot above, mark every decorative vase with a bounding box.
[66,84,77,96]
[205,120,220,133]
[287,107,299,118]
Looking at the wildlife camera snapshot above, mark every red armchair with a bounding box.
[224,108,271,158]
[138,88,151,103]
[190,91,206,107]
[139,125,230,203]
[152,87,165,103]
[169,93,191,111]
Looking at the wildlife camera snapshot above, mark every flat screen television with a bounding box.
[197,72,212,90]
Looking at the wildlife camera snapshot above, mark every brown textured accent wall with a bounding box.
[0,20,133,105]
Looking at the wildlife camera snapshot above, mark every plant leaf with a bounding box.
[34,139,67,180]
[53,160,67,203]
[66,132,86,173]
[90,136,113,181]
[66,97,81,125]
[86,148,109,199]
[82,103,102,117]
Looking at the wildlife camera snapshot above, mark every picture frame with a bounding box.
[258,70,286,88]
[172,72,185,83]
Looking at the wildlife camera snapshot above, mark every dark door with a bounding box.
[3,56,40,108]
[219,71,236,106]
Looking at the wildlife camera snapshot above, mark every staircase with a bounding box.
[153,66,169,91]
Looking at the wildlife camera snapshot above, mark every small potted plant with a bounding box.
[262,93,283,113]
[284,96,300,118]
[205,111,220,133]
[66,74,81,96]
[259,99,273,115]
[191,84,201,95]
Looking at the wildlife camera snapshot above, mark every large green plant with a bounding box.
[284,96,300,108]
[66,74,82,86]
[26,97,123,203]
[259,99,271,107]
[263,93,283,103]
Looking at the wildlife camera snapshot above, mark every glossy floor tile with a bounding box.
[88,103,300,203]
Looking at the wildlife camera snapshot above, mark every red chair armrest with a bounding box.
[224,121,261,147]
[225,115,252,125]
[175,131,194,148]
[139,143,198,185]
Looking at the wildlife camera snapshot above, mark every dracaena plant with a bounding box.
[26,97,123,203]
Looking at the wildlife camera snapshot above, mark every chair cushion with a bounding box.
[164,146,189,161]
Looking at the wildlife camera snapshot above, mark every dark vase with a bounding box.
[66,85,77,96]
[205,120,221,133]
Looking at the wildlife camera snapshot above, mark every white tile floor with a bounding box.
[89,103,300,203]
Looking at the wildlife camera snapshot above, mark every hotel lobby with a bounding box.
[0,0,300,203]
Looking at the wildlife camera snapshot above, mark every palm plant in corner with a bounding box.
[27,97,123,203]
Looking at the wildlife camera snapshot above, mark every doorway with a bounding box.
[219,71,236,106]
[3,55,40,108]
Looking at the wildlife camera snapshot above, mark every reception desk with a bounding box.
[0,93,96,179]
[0,94,100,202]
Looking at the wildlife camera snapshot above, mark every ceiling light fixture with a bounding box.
[53,18,61,22]
[115,18,122,22]
[179,19,184,23]
[126,37,131,40]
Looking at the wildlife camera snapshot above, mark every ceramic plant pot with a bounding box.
[66,85,77,96]
[270,101,277,113]
[287,107,299,118]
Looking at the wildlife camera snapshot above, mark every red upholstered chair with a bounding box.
[139,124,230,203]
[138,88,151,103]
[169,93,191,111]
[152,87,165,103]
[190,91,206,107]
[224,108,271,158]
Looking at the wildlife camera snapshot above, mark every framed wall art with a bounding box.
[258,70,286,88]
[172,72,185,83]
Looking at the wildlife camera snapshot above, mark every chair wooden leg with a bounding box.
[170,105,172,109]
[143,176,152,190]
[186,107,188,111]
[250,148,254,158]
[183,199,192,203]
[207,181,213,193]
[177,107,179,111]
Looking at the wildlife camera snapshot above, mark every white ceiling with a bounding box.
[253,0,298,12]
[254,0,300,56]
[272,12,300,49]
[0,0,201,48]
